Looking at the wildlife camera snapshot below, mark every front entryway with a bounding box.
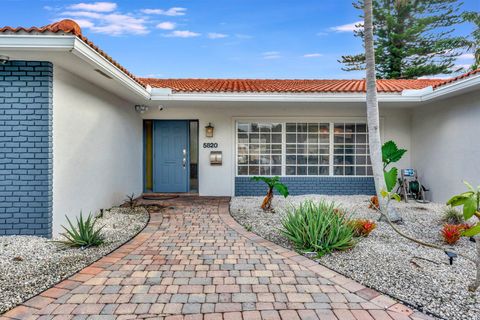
[144,120,198,193]
[154,120,189,192]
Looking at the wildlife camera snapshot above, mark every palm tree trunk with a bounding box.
[469,235,480,292]
[261,187,274,211]
[364,0,402,222]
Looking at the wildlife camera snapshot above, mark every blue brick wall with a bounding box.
[0,61,53,237]
[235,176,376,196]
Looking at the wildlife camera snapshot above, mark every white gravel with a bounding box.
[0,207,149,314]
[230,195,479,320]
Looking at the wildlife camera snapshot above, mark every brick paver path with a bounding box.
[2,196,433,320]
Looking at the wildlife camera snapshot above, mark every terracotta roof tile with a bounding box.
[1,20,479,95]
[433,68,480,88]
[0,19,146,88]
[139,78,447,93]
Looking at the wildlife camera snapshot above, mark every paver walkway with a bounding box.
[2,196,432,320]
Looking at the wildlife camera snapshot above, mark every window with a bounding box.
[333,123,372,176]
[285,123,330,176]
[235,120,373,177]
[237,122,282,176]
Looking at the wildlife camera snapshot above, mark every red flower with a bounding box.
[352,219,377,237]
[441,224,463,245]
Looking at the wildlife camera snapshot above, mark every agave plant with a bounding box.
[58,212,105,248]
[281,200,356,257]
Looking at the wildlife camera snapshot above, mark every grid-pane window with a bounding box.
[237,122,282,176]
[285,123,330,176]
[333,123,372,176]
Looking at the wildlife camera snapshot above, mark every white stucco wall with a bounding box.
[52,66,143,235]
[412,90,480,202]
[143,101,412,197]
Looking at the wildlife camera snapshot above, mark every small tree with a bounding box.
[251,176,289,212]
[364,0,402,222]
[447,181,480,291]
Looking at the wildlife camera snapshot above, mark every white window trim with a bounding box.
[233,116,384,178]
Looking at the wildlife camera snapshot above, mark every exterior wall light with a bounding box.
[0,55,10,65]
[205,123,214,137]
[135,105,149,113]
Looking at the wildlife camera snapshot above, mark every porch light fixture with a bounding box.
[205,123,214,138]
[135,104,149,113]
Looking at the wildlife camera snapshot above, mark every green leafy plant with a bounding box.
[251,176,289,212]
[382,140,407,192]
[245,224,253,232]
[447,182,480,291]
[58,213,105,248]
[442,207,464,225]
[447,182,480,227]
[281,200,356,257]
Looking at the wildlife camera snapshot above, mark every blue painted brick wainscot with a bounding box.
[0,61,53,237]
[235,177,376,196]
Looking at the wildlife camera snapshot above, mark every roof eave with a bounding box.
[0,34,150,100]
[71,37,149,99]
[421,72,480,102]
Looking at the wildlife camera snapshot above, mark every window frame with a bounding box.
[234,117,382,178]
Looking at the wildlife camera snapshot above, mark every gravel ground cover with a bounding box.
[0,207,149,313]
[231,195,479,320]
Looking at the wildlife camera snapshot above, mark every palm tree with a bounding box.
[364,0,402,222]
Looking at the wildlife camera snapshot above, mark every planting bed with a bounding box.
[0,207,149,313]
[231,195,479,320]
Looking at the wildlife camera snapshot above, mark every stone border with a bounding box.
[218,202,434,320]
[1,209,156,319]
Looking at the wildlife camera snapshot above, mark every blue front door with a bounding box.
[153,120,189,192]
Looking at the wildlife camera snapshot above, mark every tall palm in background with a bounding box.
[364,0,402,222]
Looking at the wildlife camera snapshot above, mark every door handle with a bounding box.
[182,149,186,169]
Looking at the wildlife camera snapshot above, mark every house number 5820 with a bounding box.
[203,143,218,148]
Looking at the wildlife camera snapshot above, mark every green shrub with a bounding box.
[281,200,356,257]
[59,213,104,248]
[442,207,464,225]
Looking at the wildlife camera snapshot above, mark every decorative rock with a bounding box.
[0,207,149,313]
[231,195,479,320]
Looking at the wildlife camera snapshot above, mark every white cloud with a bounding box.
[330,20,363,33]
[60,10,148,35]
[61,11,104,19]
[156,22,176,30]
[164,30,200,38]
[303,53,323,58]
[141,7,187,16]
[208,32,228,39]
[68,2,117,12]
[457,53,475,60]
[71,19,96,28]
[262,51,281,59]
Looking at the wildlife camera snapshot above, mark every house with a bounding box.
[0,20,479,237]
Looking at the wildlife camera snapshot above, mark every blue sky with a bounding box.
[1,0,478,79]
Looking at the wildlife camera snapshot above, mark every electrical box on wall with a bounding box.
[210,151,222,165]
